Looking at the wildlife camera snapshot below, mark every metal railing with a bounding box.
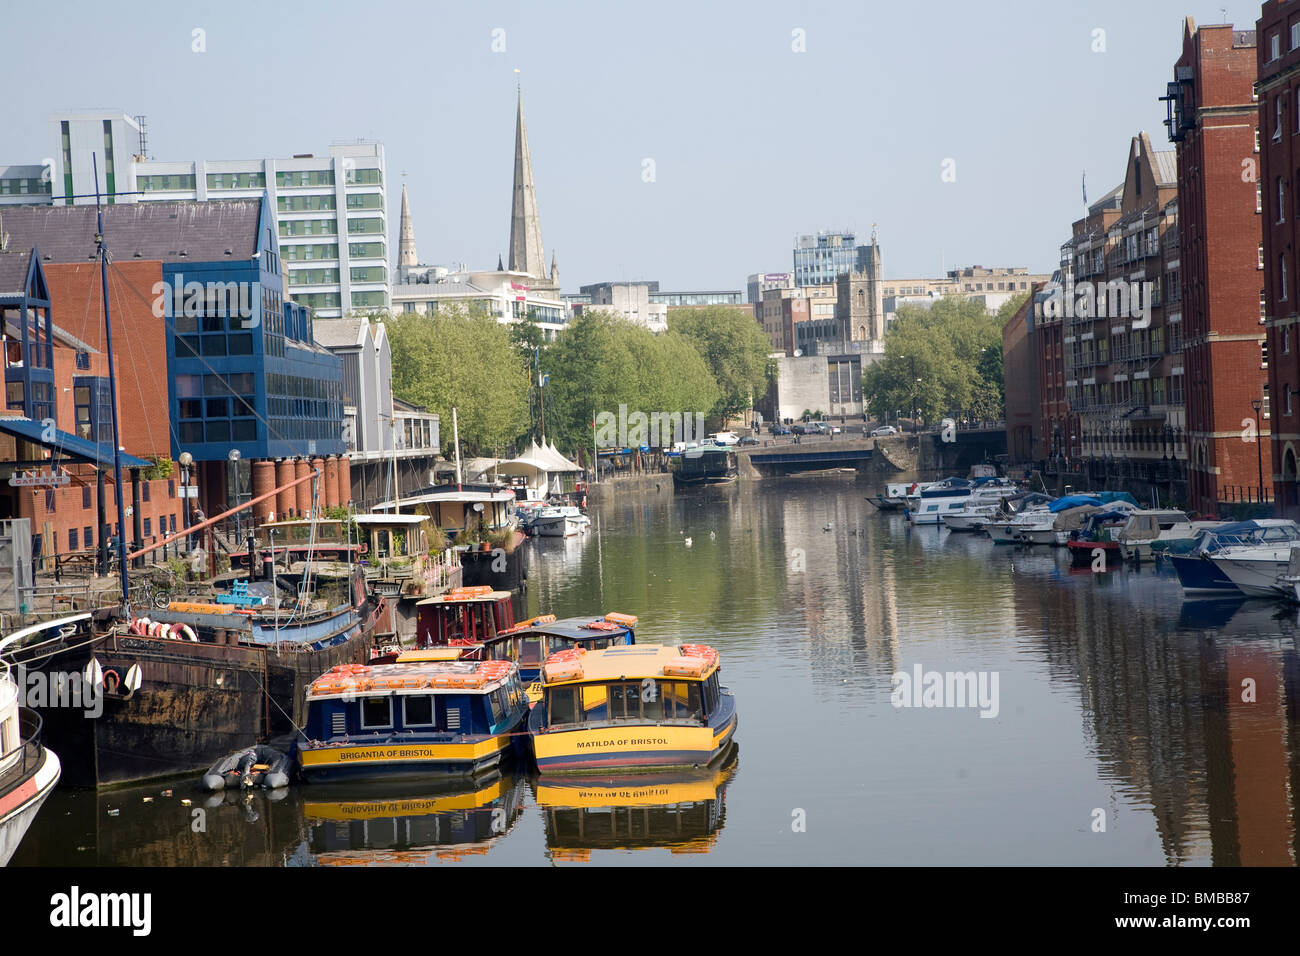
[0,706,46,781]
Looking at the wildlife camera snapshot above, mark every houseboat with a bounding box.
[3,568,380,788]
[671,446,739,488]
[415,586,516,649]
[528,643,737,773]
[296,655,529,782]
[0,629,62,865]
[229,518,365,573]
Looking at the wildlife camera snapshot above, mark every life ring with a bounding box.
[170,623,198,643]
[130,617,150,636]
[149,621,169,639]
[582,620,620,631]
[102,669,121,694]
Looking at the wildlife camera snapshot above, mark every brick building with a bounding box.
[1258,1,1300,513]
[1167,19,1267,515]
[1,246,182,566]
[1001,289,1039,462]
[1061,132,1187,495]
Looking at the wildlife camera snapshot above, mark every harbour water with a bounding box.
[13,476,1300,865]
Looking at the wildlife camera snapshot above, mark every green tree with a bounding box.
[862,296,1009,424]
[385,303,531,455]
[545,310,718,452]
[668,306,773,423]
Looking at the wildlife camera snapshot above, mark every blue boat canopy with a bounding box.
[1049,495,1101,513]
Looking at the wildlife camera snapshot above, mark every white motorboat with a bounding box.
[532,505,584,538]
[985,493,1055,543]
[1210,540,1300,597]
[0,635,63,866]
[1115,510,1217,562]
[940,481,1021,532]
[906,478,976,525]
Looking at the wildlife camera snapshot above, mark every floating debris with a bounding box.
[106,809,120,817]
[142,797,153,803]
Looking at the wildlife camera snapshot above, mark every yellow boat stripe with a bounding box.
[299,736,509,767]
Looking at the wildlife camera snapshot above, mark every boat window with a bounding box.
[486,690,504,725]
[360,696,392,729]
[403,695,435,727]
[661,681,703,721]
[640,680,664,720]
[548,687,579,725]
[519,637,543,665]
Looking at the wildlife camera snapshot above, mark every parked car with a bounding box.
[811,422,830,434]
[738,436,760,446]
[710,432,740,446]
[770,424,791,436]
[791,423,811,435]
[870,425,899,437]
[830,426,842,434]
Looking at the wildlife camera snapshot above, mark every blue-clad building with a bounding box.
[2,197,347,518]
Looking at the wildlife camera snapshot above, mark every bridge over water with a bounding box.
[738,424,1007,478]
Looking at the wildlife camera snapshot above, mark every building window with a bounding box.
[142,481,150,503]
[143,517,151,536]
[1276,96,1285,142]
[1285,325,1291,354]
[68,527,78,551]
[1280,178,1287,223]
[1282,255,1288,301]
[1258,184,1264,213]
[1273,32,1282,62]
[83,526,93,548]
[1260,243,1266,270]
[1257,126,1262,152]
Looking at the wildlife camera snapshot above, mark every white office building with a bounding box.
[0,110,388,319]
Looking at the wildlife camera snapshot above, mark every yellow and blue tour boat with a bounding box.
[296,653,529,783]
[528,643,737,773]
[469,612,638,703]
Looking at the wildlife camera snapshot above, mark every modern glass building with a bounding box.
[1,111,388,319]
[793,232,858,287]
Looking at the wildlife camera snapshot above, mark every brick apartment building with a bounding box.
[1258,0,1300,514]
[1167,19,1269,515]
[1061,132,1187,498]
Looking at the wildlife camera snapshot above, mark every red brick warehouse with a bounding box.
[1168,18,1269,515]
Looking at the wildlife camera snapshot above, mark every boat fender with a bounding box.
[201,773,227,791]
[123,663,143,697]
[263,770,290,790]
[83,656,103,689]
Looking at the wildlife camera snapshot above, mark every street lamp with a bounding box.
[228,448,242,545]
[1252,398,1263,503]
[178,451,193,551]
[913,379,922,435]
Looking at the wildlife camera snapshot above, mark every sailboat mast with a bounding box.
[92,153,132,618]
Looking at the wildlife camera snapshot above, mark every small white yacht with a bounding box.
[531,505,584,538]
[1115,510,1217,562]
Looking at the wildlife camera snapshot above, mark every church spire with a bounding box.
[508,90,547,279]
[398,182,418,268]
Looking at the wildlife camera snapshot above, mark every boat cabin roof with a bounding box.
[545,644,718,684]
[352,514,429,527]
[485,616,634,645]
[416,588,513,606]
[308,659,515,701]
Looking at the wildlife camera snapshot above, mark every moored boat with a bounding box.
[531,505,584,538]
[296,656,529,782]
[671,446,738,487]
[466,612,638,702]
[0,639,61,865]
[529,643,737,773]
[3,567,380,789]
[1169,520,1300,594]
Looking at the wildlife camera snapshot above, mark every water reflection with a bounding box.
[10,477,1300,865]
[299,772,528,866]
[535,745,738,861]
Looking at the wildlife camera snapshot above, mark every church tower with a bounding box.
[508,91,550,286]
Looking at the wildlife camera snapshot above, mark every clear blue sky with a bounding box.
[0,0,1268,290]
